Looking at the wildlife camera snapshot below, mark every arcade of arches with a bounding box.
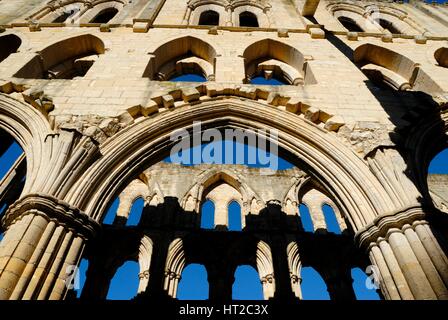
[0,0,448,301]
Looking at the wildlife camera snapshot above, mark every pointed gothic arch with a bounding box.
[287,242,302,299]
[66,97,398,236]
[0,94,52,196]
[181,168,263,229]
[164,238,186,298]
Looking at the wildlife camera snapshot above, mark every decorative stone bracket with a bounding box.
[355,205,426,250]
[125,83,346,132]
[0,81,54,121]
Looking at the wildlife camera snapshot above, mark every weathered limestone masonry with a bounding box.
[0,0,447,300]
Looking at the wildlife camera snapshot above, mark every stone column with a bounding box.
[414,222,448,286]
[376,238,414,299]
[260,273,275,300]
[164,269,182,298]
[225,7,233,26]
[321,268,356,301]
[145,235,173,299]
[0,194,98,300]
[80,259,114,300]
[387,228,438,299]
[270,238,296,301]
[359,206,448,300]
[207,264,234,302]
[290,273,302,299]
[182,6,192,25]
[369,242,402,299]
[403,225,448,299]
[138,270,150,294]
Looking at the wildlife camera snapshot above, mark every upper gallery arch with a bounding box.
[142,36,219,81]
[25,0,130,25]
[0,34,22,65]
[354,43,443,95]
[181,168,263,221]
[64,97,395,233]
[14,34,105,80]
[242,39,316,85]
[327,1,424,35]
[185,0,271,27]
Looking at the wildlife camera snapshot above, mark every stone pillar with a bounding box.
[376,237,414,299]
[213,199,228,230]
[164,269,182,298]
[0,194,98,300]
[369,243,402,299]
[182,6,192,25]
[225,7,233,26]
[207,264,234,302]
[322,268,356,301]
[80,259,114,300]
[387,228,438,299]
[359,206,448,300]
[270,239,296,301]
[402,225,448,299]
[145,236,173,299]
[290,273,302,299]
[138,270,150,294]
[260,273,275,300]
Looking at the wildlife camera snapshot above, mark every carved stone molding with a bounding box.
[138,270,150,280]
[187,0,271,10]
[165,269,181,280]
[1,193,101,239]
[127,84,346,133]
[355,205,427,250]
[261,273,275,284]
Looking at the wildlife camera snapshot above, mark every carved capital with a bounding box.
[165,269,181,280]
[261,273,274,284]
[355,205,427,250]
[1,193,100,239]
[139,270,150,280]
[290,274,302,284]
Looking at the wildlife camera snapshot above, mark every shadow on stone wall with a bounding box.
[324,28,448,259]
[77,197,368,301]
